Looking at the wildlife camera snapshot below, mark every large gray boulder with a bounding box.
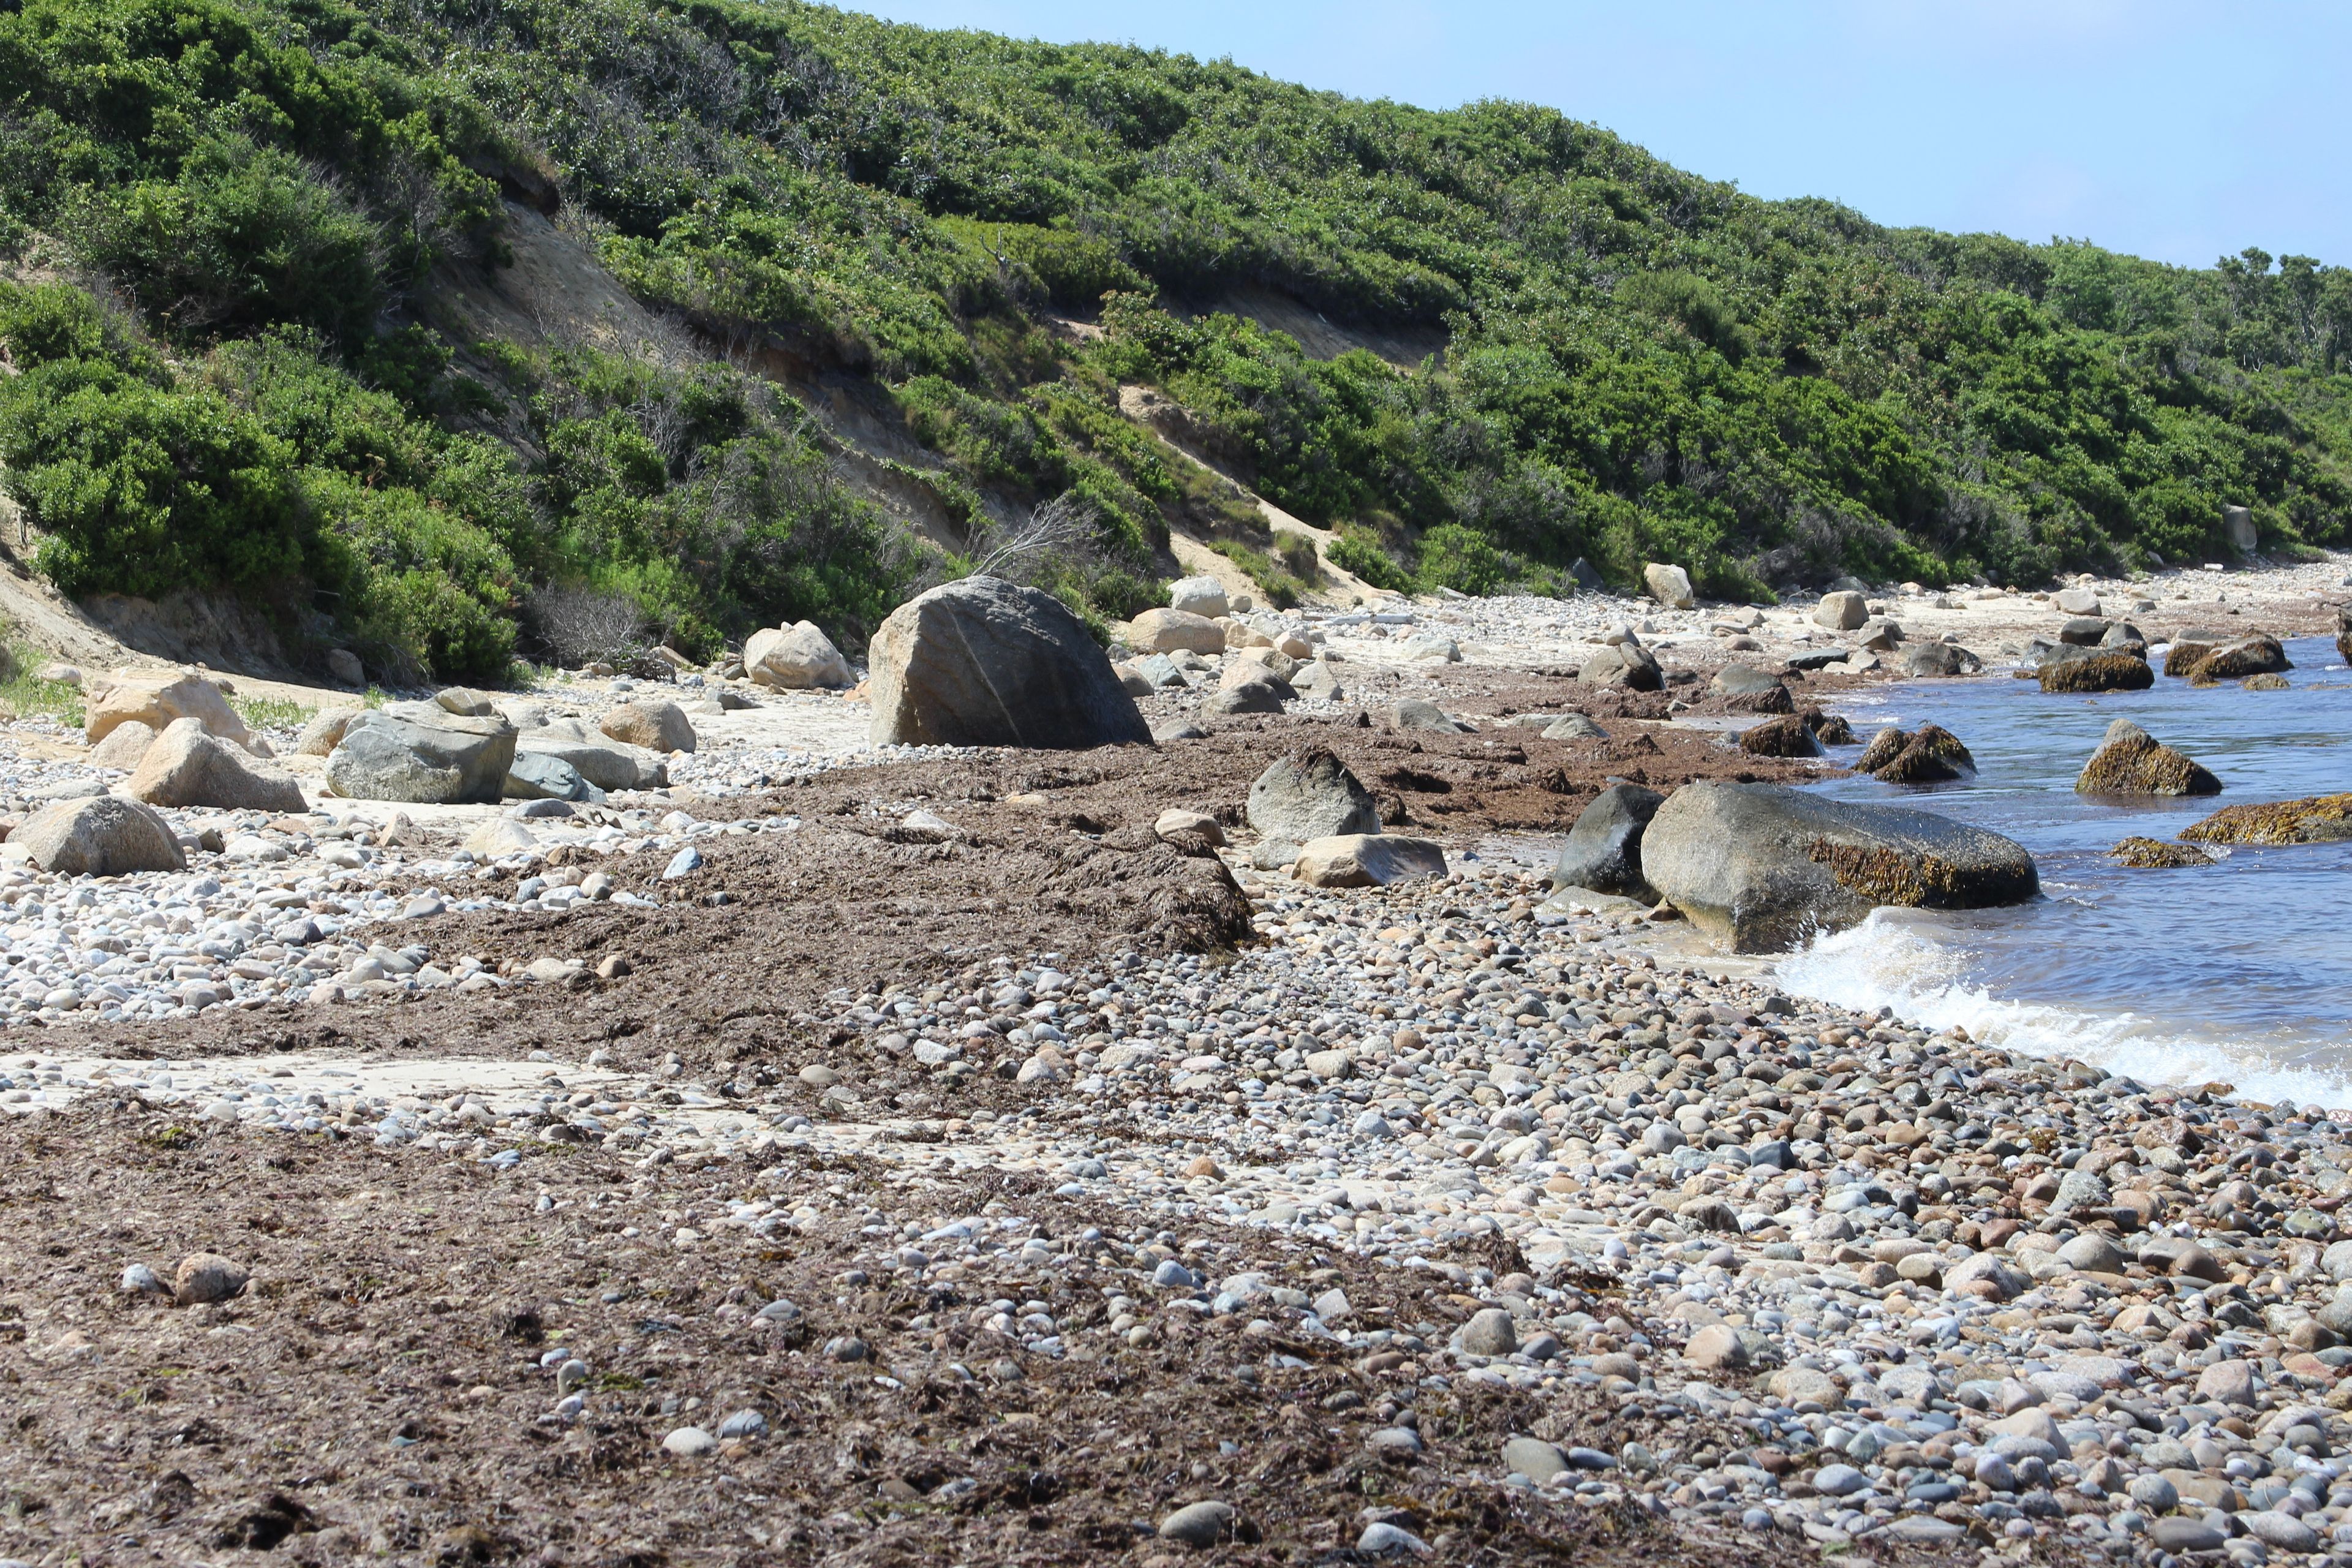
[1550,784,1667,902]
[14,795,185,876]
[126,717,306,812]
[513,726,666,791]
[1247,749,1379,845]
[505,752,601,803]
[1642,781,2038,951]
[870,576,1152,749]
[325,706,518,804]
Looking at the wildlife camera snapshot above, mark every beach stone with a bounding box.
[88,719,155,769]
[1683,1323,1747,1371]
[1542,713,1607,741]
[172,1252,247,1306]
[1579,640,1663,691]
[1502,1436,1570,1481]
[1769,1366,1840,1404]
[1166,576,1227,619]
[466,820,537,858]
[2195,1359,2255,1406]
[2240,1511,2318,1551]
[1814,591,1869,631]
[1356,1521,1433,1557]
[126,718,306,812]
[715,1409,768,1441]
[1640,781,2039,952]
[14,795,185,876]
[2056,1232,2125,1273]
[1643,562,1695,609]
[600,699,695,754]
[2048,1166,2109,1216]
[1398,634,1460,662]
[744,621,852,688]
[1942,1253,2029,1301]
[1991,1408,2063,1449]
[2054,587,2103,615]
[1157,1500,1235,1547]
[2077,718,2220,796]
[1153,809,1225,846]
[2139,1235,2226,1280]
[2148,1518,2226,1553]
[1813,1463,1866,1496]
[1391,698,1468,734]
[294,709,360,756]
[1247,748,1379,843]
[1457,1307,1517,1356]
[328,708,518,804]
[870,577,1151,749]
[662,1427,717,1457]
[1128,608,1227,656]
[1294,834,1445,889]
[1549,783,1667,903]
[83,669,251,748]
[1883,1518,1964,1545]
[2127,1473,2178,1512]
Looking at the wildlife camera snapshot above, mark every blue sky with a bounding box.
[850,0,2348,271]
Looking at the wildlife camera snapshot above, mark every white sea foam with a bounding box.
[1771,910,2352,1111]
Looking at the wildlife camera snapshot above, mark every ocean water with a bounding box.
[1770,633,2352,1107]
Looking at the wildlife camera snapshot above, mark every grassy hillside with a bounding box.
[1,0,2348,682]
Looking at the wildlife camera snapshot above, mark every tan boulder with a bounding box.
[83,671,250,748]
[745,621,853,688]
[1126,608,1226,655]
[89,720,156,771]
[600,699,696,753]
[295,708,362,756]
[1294,834,1446,888]
[126,718,307,812]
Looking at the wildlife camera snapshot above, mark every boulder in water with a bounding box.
[869,576,1152,749]
[1855,724,1975,783]
[1549,783,1667,902]
[2180,794,2352,846]
[2185,634,2290,683]
[2109,836,2218,869]
[1801,709,1855,745]
[1642,781,2039,951]
[1246,748,1379,844]
[1900,643,1981,677]
[1738,713,1822,758]
[2040,652,2153,693]
[2336,606,2351,665]
[2077,719,2221,796]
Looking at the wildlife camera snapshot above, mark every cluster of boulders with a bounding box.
[1118,576,1350,716]
[1855,725,1977,783]
[1185,747,1447,890]
[314,690,681,807]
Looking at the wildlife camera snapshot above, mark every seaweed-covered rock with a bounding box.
[1642,782,2040,951]
[1871,725,1977,783]
[1800,709,1854,745]
[2180,794,2352,846]
[2163,639,2218,677]
[2185,634,2290,683]
[2077,720,2220,796]
[1738,713,1822,758]
[2337,606,2351,666]
[1854,728,1905,773]
[2109,837,2218,869]
[2242,673,2290,691]
[1550,783,1667,902]
[2040,652,2154,693]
